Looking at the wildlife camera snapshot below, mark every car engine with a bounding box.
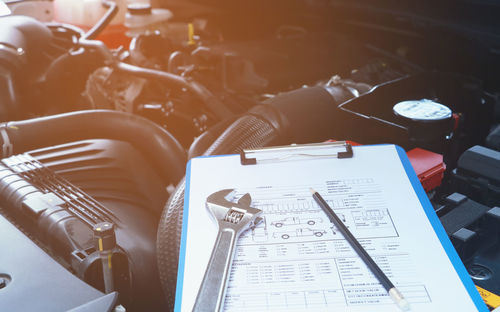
[0,1,500,311]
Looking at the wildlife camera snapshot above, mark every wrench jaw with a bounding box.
[206,189,237,207]
[206,189,263,235]
[236,209,262,234]
[237,193,252,207]
[206,189,237,222]
[206,202,232,223]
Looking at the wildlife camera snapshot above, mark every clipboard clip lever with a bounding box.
[240,141,353,165]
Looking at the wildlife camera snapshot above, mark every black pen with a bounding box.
[310,188,410,311]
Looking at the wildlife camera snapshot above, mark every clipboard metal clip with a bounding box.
[240,141,353,165]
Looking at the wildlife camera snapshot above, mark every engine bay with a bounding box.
[1,1,500,311]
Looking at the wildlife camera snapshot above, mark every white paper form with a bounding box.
[176,144,485,312]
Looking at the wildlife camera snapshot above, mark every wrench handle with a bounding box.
[193,228,238,312]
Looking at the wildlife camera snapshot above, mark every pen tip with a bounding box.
[309,188,316,195]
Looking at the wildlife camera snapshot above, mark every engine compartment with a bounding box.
[1,2,500,311]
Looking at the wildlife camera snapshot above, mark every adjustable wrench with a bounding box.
[193,189,262,312]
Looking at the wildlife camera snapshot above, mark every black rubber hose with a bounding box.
[156,106,289,309]
[115,62,190,92]
[82,0,118,40]
[115,62,233,120]
[75,38,233,121]
[266,86,352,143]
[187,116,240,159]
[0,110,186,184]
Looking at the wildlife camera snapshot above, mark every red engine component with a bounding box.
[407,148,446,192]
[328,140,445,191]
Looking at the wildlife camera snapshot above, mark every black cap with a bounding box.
[93,222,116,251]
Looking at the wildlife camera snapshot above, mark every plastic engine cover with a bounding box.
[0,139,169,311]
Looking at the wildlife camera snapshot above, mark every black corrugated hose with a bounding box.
[156,105,290,309]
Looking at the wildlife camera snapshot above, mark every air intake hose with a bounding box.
[0,110,186,184]
[157,85,352,309]
[157,105,289,308]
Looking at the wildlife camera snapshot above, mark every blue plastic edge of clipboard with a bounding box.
[394,145,488,311]
[174,155,232,312]
[173,158,190,312]
[174,147,487,311]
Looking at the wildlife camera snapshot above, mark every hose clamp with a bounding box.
[0,123,13,158]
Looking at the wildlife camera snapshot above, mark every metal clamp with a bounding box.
[0,123,13,158]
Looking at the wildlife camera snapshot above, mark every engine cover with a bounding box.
[0,139,169,311]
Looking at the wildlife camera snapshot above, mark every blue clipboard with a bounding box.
[394,145,487,311]
[174,144,488,311]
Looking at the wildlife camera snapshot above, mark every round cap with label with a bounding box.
[393,99,452,122]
